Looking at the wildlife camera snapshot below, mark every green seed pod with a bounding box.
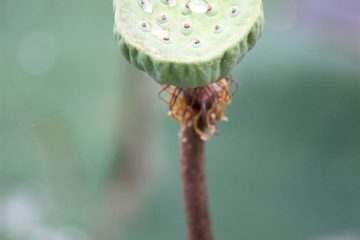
[114,0,264,88]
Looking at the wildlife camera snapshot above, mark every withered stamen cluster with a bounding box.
[159,76,238,141]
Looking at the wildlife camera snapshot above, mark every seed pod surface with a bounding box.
[114,0,264,87]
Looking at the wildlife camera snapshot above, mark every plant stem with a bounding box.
[171,81,232,240]
[180,123,212,240]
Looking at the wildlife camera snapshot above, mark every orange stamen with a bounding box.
[159,76,237,140]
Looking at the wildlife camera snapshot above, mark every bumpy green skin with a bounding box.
[114,0,264,88]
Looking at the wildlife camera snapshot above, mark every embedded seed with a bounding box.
[163,36,172,44]
[214,24,223,34]
[181,2,192,15]
[137,0,153,13]
[229,6,240,17]
[205,3,219,16]
[157,13,168,24]
[180,22,193,35]
[191,38,202,48]
[139,21,151,32]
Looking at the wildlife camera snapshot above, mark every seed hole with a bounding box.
[214,24,223,34]
[180,22,193,35]
[137,0,153,13]
[229,6,240,17]
[162,36,172,44]
[181,2,192,15]
[191,38,202,48]
[139,21,151,32]
[157,13,168,24]
[205,4,218,17]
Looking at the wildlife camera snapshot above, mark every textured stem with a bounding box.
[180,123,212,240]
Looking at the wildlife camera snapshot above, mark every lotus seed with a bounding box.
[214,24,223,34]
[163,36,172,44]
[191,38,202,48]
[229,6,240,17]
[139,21,151,32]
[180,22,193,35]
[181,3,192,15]
[157,13,168,24]
[205,4,218,17]
[137,0,153,13]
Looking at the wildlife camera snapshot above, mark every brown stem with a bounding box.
[164,79,234,240]
[180,123,213,240]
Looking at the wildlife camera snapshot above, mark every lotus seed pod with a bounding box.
[114,0,264,88]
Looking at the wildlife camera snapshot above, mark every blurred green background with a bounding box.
[1,0,360,239]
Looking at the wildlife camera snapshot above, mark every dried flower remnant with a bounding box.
[159,76,238,141]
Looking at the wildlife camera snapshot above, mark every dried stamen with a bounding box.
[159,76,238,140]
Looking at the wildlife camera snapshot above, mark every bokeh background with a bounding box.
[1,0,360,239]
